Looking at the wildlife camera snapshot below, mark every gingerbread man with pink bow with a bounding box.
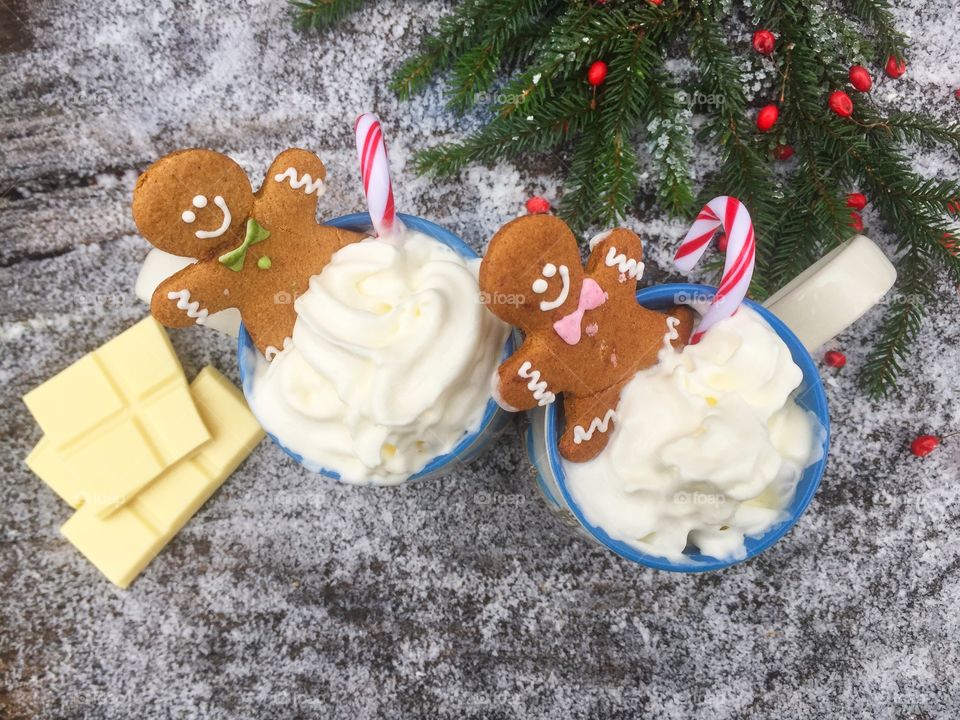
[480,215,695,462]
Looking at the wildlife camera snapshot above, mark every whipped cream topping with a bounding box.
[564,306,822,561]
[248,231,508,484]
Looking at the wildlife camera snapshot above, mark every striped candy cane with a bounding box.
[674,196,756,344]
[355,113,399,238]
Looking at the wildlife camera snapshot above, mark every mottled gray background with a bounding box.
[2,1,959,718]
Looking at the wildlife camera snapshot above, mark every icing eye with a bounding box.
[181,210,196,223]
[543,263,557,278]
[192,195,208,208]
[532,278,548,294]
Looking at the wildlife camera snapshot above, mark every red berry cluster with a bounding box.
[846,192,867,233]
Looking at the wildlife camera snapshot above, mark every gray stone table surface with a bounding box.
[2,1,959,718]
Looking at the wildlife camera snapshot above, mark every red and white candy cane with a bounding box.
[674,196,756,344]
[355,113,399,238]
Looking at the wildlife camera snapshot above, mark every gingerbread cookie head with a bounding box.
[132,149,254,257]
[479,215,585,331]
[480,214,695,463]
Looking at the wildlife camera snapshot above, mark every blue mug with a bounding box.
[237,212,515,484]
[525,234,897,571]
[524,283,830,572]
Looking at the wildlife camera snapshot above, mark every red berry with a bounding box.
[525,196,551,214]
[756,104,779,132]
[649,0,663,4]
[829,90,854,118]
[587,60,608,87]
[773,144,795,160]
[849,211,864,232]
[752,30,776,55]
[955,88,960,102]
[849,65,872,92]
[717,234,729,253]
[846,192,868,211]
[911,435,940,457]
[885,56,906,79]
[942,233,958,255]
[948,200,959,215]
[824,350,847,368]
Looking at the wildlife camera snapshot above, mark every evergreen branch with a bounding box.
[847,0,908,60]
[291,0,372,30]
[881,112,960,153]
[645,76,695,216]
[493,5,684,118]
[690,8,779,298]
[860,249,936,398]
[588,27,656,226]
[558,124,604,229]
[298,0,960,396]
[390,0,501,100]
[415,85,593,175]
[446,0,554,112]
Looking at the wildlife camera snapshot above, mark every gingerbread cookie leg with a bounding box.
[558,382,628,462]
[241,296,299,360]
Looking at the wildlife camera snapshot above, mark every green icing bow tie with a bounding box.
[219,218,270,272]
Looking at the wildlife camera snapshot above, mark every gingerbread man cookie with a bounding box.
[132,148,367,356]
[480,215,696,462]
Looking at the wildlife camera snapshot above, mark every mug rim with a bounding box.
[545,282,831,572]
[237,211,515,483]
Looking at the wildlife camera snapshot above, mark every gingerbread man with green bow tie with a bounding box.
[132,147,367,357]
[480,215,695,462]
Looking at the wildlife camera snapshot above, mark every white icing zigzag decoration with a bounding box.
[660,316,681,354]
[664,316,680,343]
[274,167,326,196]
[573,409,616,445]
[604,246,644,279]
[518,361,556,406]
[167,289,209,324]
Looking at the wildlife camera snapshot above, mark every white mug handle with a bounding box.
[762,235,897,351]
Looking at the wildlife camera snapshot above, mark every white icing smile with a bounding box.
[180,194,232,239]
[531,263,570,311]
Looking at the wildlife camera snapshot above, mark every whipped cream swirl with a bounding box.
[249,232,508,484]
[564,306,822,561]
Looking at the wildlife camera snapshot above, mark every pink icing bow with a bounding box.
[552,278,606,345]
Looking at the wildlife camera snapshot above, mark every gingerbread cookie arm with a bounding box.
[493,338,568,412]
[151,262,238,329]
[257,148,328,222]
[586,228,646,301]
